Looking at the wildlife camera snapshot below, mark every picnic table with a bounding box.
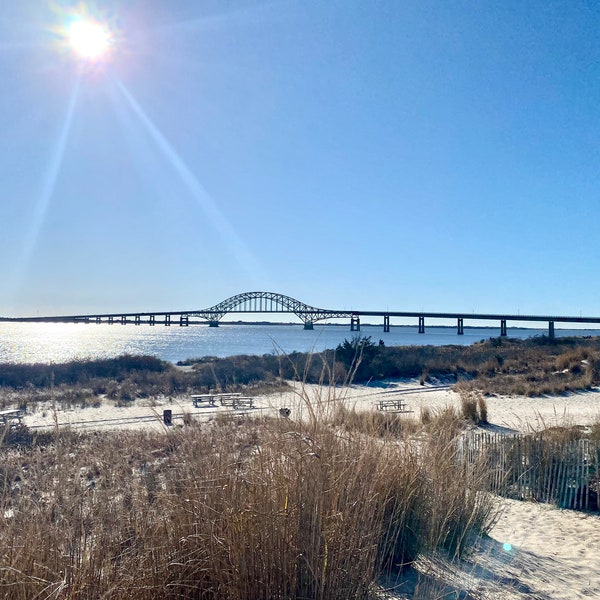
[0,409,24,426]
[232,397,254,410]
[375,399,408,412]
[191,393,242,407]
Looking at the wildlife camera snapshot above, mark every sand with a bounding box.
[18,380,600,599]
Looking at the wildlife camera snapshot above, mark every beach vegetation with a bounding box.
[1,341,599,596]
[1,336,600,412]
[0,388,498,599]
[459,390,488,425]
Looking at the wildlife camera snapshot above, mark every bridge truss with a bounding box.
[189,291,352,327]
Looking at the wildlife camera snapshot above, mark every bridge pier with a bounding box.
[96,316,101,324]
[149,314,155,326]
[418,316,425,334]
[549,321,555,339]
[121,315,127,325]
[108,316,113,325]
[383,314,390,333]
[179,314,189,327]
[164,314,171,326]
[457,317,464,335]
[350,315,361,332]
[209,320,219,327]
[303,322,314,330]
[500,319,507,336]
[135,315,141,325]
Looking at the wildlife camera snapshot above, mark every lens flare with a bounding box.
[115,79,266,279]
[11,79,81,299]
[67,18,111,60]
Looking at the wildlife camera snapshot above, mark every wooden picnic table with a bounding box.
[0,409,24,426]
[191,393,242,407]
[375,399,408,412]
[232,397,254,410]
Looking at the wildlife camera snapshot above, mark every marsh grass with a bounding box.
[0,382,499,599]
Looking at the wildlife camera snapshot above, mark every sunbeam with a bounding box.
[11,77,81,295]
[115,79,266,279]
[146,1,286,35]
[0,41,42,51]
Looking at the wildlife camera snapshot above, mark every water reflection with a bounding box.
[0,322,597,364]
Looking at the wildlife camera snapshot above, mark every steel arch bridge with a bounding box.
[190,291,352,328]
[4,290,600,338]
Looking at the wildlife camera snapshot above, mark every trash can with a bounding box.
[163,409,172,426]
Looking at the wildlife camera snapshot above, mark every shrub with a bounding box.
[5,336,600,403]
[335,335,380,382]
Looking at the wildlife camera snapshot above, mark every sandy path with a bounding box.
[473,499,600,599]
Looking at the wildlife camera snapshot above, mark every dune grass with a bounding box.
[0,386,499,599]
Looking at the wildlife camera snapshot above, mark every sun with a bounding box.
[67,19,112,61]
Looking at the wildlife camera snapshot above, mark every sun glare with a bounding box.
[67,19,111,61]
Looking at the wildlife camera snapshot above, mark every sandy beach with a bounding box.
[17,380,600,599]
[22,379,600,434]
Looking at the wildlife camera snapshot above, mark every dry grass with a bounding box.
[3,337,600,413]
[458,390,489,425]
[0,386,499,599]
[329,404,421,438]
[453,340,600,397]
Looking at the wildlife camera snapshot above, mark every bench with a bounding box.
[376,399,407,412]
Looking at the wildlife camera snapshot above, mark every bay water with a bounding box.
[1,321,599,364]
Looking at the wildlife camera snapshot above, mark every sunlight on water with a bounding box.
[1,323,140,363]
[0,322,598,364]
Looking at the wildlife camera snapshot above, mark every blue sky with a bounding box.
[1,0,599,318]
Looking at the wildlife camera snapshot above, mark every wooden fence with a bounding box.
[459,432,600,511]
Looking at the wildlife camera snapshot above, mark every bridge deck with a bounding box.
[3,310,600,325]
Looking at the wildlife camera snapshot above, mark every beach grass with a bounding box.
[0,385,499,599]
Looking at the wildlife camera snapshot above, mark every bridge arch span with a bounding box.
[190,291,351,327]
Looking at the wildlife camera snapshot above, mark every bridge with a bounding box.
[2,291,600,339]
